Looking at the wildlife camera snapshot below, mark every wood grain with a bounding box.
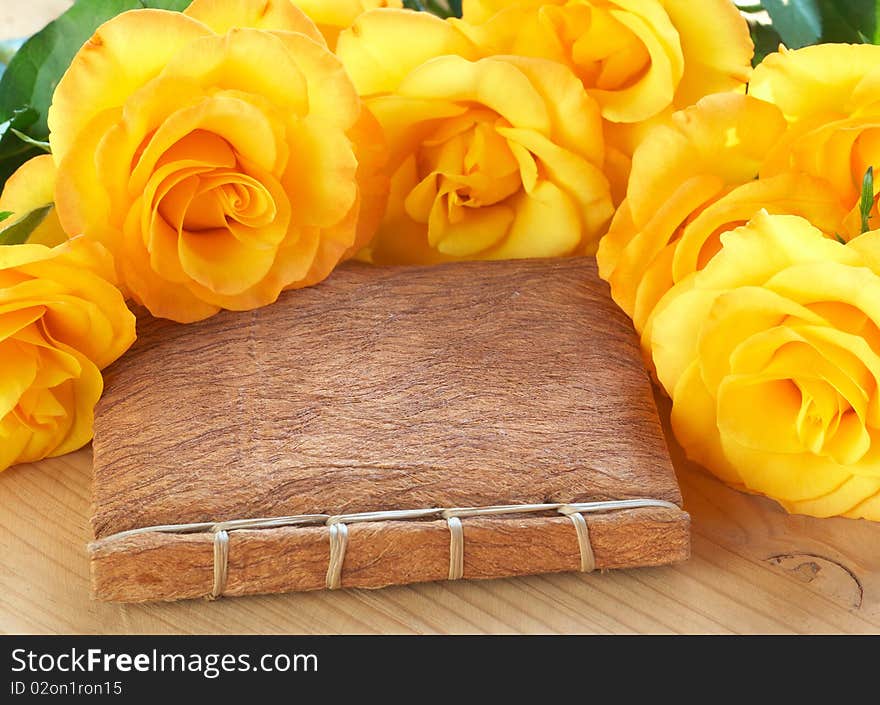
[3,440,879,634]
[91,510,689,602]
[89,259,687,601]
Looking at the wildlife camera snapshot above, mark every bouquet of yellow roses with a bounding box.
[0,0,878,522]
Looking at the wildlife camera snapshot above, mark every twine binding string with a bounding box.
[562,511,595,572]
[210,530,229,600]
[446,517,464,580]
[100,498,679,599]
[326,523,349,590]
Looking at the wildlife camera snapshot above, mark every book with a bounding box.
[89,258,689,602]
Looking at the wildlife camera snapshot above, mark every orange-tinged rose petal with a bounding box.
[184,0,326,45]
[178,227,278,296]
[48,10,212,160]
[298,203,360,284]
[671,173,849,282]
[50,351,104,458]
[186,224,321,311]
[290,0,403,49]
[337,8,479,95]
[750,44,880,122]
[343,104,390,258]
[599,173,723,323]
[628,94,787,227]
[729,326,876,424]
[0,156,68,247]
[398,56,552,136]
[430,200,515,257]
[55,109,125,244]
[723,438,859,505]
[0,307,45,344]
[0,240,134,472]
[669,361,743,486]
[15,324,83,395]
[130,95,284,194]
[663,0,753,108]
[160,29,310,120]
[647,212,880,520]
[589,3,682,123]
[649,284,714,393]
[120,211,220,323]
[497,125,612,242]
[281,117,358,228]
[491,181,582,259]
[789,475,880,520]
[0,244,56,272]
[368,95,469,169]
[0,340,39,419]
[717,376,805,455]
[271,30,361,129]
[496,55,605,166]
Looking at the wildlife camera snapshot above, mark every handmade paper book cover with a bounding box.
[88,258,689,603]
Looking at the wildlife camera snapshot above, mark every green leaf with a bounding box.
[761,0,823,48]
[0,45,16,68]
[10,129,50,153]
[0,1,138,138]
[861,166,875,234]
[0,204,53,246]
[750,22,783,64]
[0,0,191,193]
[141,0,192,8]
[815,0,878,43]
[0,106,42,188]
[402,0,461,17]
[0,211,12,223]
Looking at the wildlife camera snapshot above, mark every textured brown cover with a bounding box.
[89,258,688,602]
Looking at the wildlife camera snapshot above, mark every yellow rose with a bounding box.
[290,0,403,48]
[597,93,849,337]
[337,9,613,264]
[0,238,135,472]
[0,156,67,247]
[50,0,387,323]
[750,44,880,236]
[455,0,753,192]
[649,212,880,520]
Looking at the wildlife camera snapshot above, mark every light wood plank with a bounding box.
[1,427,878,634]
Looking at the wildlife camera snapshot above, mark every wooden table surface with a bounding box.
[1,1,879,636]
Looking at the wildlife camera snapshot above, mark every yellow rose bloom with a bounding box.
[750,44,880,236]
[0,156,68,247]
[597,93,848,336]
[50,0,387,323]
[649,213,880,520]
[290,0,403,48]
[455,0,753,190]
[337,9,613,264]
[0,238,135,472]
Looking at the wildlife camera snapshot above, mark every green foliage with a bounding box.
[0,107,41,189]
[861,167,876,234]
[0,205,53,246]
[0,0,191,194]
[403,0,462,18]
[761,0,822,48]
[739,0,880,63]
[0,211,11,223]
